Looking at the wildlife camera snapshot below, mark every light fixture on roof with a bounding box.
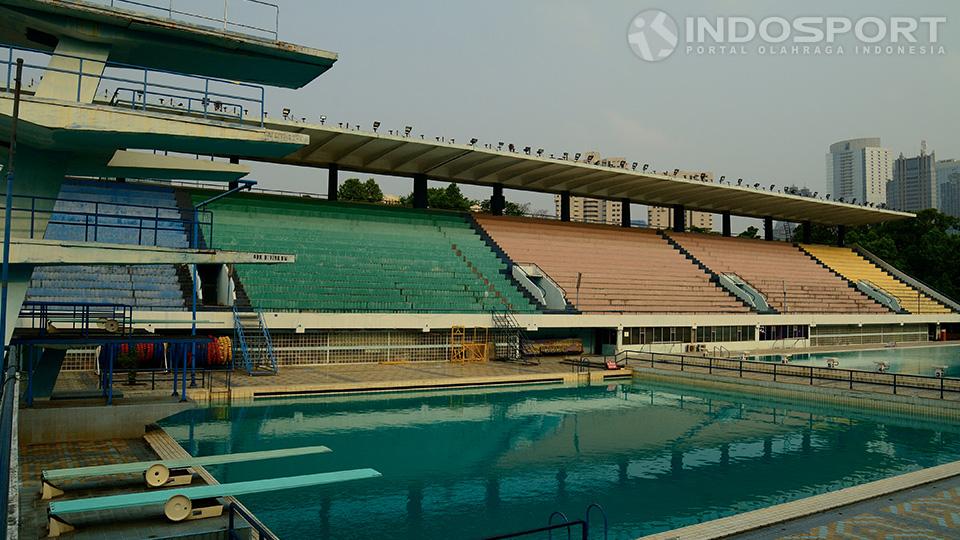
[719,175,726,183]
[812,192,818,198]
[563,152,569,160]
[700,173,707,181]
[404,125,413,137]
[508,144,516,152]
[498,142,505,150]
[632,162,638,170]
[642,164,649,171]
[753,183,761,189]
[851,198,857,204]
[470,138,478,145]
[373,121,381,132]
[673,168,679,176]
[586,155,594,163]
[575,153,581,161]
[436,137,441,142]
[826,194,831,200]
[319,115,326,124]
[838,197,845,203]
[769,184,776,191]
[523,146,531,155]
[338,122,343,128]
[282,108,291,119]
[537,148,544,157]
[737,178,743,185]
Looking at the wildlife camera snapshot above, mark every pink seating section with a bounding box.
[668,233,888,314]
[474,216,749,314]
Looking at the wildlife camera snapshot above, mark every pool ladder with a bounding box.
[485,503,608,540]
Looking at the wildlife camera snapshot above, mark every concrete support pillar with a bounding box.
[672,205,686,233]
[722,212,732,237]
[837,225,847,247]
[560,191,571,222]
[764,217,774,241]
[328,164,339,202]
[620,199,631,227]
[413,174,428,209]
[802,221,812,244]
[491,184,505,216]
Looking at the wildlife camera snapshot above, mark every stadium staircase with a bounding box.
[657,231,767,313]
[192,195,539,313]
[799,244,954,314]
[232,305,278,376]
[474,216,750,313]
[26,180,191,310]
[667,232,890,314]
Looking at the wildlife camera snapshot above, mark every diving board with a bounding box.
[41,445,332,499]
[48,468,381,537]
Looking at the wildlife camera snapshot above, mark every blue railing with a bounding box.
[5,194,213,248]
[19,301,134,337]
[66,0,281,41]
[0,44,266,126]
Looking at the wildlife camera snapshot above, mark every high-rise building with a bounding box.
[554,195,622,225]
[888,146,937,212]
[826,138,892,205]
[648,172,715,231]
[937,159,960,218]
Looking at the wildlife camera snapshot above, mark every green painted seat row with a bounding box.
[196,195,538,313]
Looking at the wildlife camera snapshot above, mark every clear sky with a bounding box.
[238,0,959,228]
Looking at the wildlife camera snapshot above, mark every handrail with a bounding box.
[73,0,282,41]
[3,193,212,248]
[0,43,266,126]
[622,349,960,399]
[19,301,133,337]
[0,357,17,540]
[227,501,279,540]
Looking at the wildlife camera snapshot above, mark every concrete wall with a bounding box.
[19,400,195,444]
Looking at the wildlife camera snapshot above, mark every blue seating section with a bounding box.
[25,180,189,310]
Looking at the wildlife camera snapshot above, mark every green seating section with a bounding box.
[196,195,539,313]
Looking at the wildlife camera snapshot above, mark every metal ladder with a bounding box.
[491,308,535,364]
[232,305,278,376]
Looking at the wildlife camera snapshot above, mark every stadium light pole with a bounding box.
[1,59,23,366]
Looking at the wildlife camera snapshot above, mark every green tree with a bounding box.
[477,199,532,216]
[738,226,760,239]
[401,183,474,211]
[338,177,383,203]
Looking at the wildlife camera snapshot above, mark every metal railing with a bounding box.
[228,502,279,540]
[618,350,960,400]
[1,44,267,126]
[19,301,133,337]
[61,0,281,40]
[3,194,213,248]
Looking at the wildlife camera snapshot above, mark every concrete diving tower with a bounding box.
[0,0,338,88]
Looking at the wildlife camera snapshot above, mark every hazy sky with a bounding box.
[236,0,959,227]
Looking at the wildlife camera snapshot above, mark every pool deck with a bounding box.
[17,437,244,539]
[641,460,960,540]
[51,358,633,402]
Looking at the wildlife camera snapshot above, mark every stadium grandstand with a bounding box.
[0,0,958,538]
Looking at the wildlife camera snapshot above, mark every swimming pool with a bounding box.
[754,344,960,377]
[160,382,960,539]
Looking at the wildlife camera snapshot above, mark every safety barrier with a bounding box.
[1,44,266,126]
[76,0,281,40]
[618,350,960,400]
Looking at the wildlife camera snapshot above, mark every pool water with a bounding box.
[754,344,960,377]
[160,382,960,539]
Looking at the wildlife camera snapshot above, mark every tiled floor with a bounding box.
[743,478,960,539]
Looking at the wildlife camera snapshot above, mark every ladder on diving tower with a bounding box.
[232,306,278,376]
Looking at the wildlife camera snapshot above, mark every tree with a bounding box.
[338,177,383,203]
[738,226,760,239]
[401,183,474,211]
[477,199,532,216]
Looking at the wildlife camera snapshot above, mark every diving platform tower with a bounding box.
[0,0,336,344]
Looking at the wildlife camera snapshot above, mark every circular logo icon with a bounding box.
[627,10,679,62]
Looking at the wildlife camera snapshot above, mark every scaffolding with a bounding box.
[450,326,490,363]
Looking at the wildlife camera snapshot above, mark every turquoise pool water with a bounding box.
[754,344,960,377]
[160,382,960,539]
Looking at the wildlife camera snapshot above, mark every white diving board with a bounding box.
[41,445,332,499]
[47,468,381,537]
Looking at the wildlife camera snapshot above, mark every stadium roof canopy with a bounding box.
[262,122,914,227]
